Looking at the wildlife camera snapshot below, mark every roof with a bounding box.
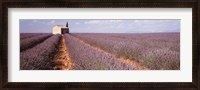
[54,25,66,28]
[56,25,65,27]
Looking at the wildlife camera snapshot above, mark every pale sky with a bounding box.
[20,19,180,33]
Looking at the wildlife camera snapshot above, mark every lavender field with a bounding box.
[20,33,52,52]
[72,33,180,70]
[20,33,60,70]
[20,33,180,70]
[64,34,134,70]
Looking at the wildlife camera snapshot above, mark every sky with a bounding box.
[20,19,180,33]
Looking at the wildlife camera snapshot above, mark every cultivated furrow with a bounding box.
[20,35,60,70]
[52,35,73,70]
[65,34,134,70]
[20,34,52,52]
[71,34,149,70]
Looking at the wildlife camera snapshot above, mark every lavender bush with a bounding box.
[20,34,60,70]
[20,34,52,51]
[64,34,134,70]
[72,33,180,70]
[20,33,44,40]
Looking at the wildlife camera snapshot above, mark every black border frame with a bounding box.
[1,0,199,89]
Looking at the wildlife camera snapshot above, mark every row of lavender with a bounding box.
[20,34,52,51]
[20,34,60,70]
[64,34,134,70]
[20,33,45,40]
[72,33,180,70]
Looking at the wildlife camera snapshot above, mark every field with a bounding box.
[20,33,180,70]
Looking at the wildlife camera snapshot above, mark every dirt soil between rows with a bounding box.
[51,35,73,70]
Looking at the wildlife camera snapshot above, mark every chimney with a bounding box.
[66,22,68,27]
